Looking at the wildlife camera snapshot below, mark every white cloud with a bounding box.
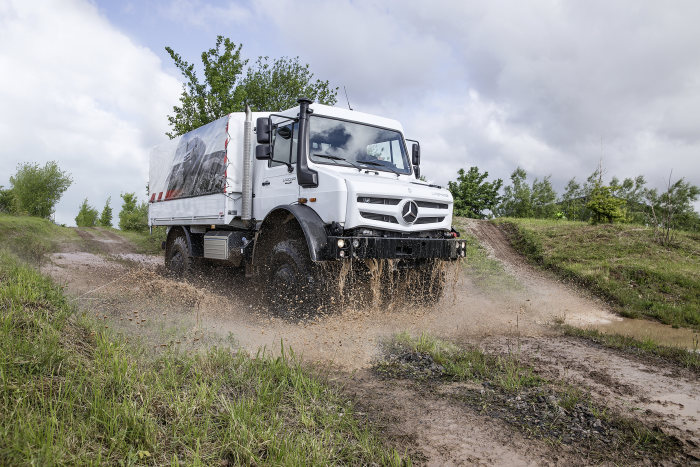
[0,0,181,225]
[160,0,251,28]
[255,0,455,100]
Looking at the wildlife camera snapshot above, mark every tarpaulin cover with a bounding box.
[149,115,228,201]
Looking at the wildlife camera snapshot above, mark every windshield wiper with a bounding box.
[313,153,366,172]
[357,159,401,177]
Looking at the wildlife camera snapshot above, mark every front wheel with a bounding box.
[263,238,321,316]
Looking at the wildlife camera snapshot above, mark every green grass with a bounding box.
[496,218,700,330]
[0,252,405,465]
[111,226,166,255]
[379,333,542,391]
[560,325,700,373]
[0,214,77,264]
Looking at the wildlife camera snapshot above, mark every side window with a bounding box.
[270,122,298,167]
[391,139,406,169]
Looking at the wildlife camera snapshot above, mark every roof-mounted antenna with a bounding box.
[343,86,353,110]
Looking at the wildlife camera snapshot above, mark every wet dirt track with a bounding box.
[42,225,699,465]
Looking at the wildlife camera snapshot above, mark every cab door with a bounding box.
[254,122,299,218]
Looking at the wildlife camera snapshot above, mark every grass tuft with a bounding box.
[378,333,543,391]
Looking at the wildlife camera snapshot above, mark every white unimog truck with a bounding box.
[149,98,465,310]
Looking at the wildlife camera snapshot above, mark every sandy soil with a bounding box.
[41,224,699,464]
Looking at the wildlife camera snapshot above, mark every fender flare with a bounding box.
[257,205,328,261]
[166,226,203,257]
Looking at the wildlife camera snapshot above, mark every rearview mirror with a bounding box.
[411,143,420,166]
[255,144,271,160]
[256,117,271,144]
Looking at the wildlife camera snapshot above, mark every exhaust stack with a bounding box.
[241,104,253,221]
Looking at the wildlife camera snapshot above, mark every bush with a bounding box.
[118,193,148,232]
[9,161,72,219]
[75,198,99,227]
[98,197,113,227]
[586,182,625,224]
[0,187,14,214]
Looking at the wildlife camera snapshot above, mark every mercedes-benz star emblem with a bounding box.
[402,200,418,224]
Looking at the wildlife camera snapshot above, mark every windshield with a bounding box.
[308,116,411,174]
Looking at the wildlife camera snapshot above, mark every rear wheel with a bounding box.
[165,233,193,278]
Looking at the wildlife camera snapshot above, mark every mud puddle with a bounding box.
[587,317,700,350]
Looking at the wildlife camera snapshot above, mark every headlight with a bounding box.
[352,239,360,248]
[337,239,345,248]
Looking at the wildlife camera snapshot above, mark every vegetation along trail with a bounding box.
[40,221,699,464]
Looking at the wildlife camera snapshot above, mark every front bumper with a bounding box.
[326,236,466,260]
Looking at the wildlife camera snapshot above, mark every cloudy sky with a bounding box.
[1,0,699,225]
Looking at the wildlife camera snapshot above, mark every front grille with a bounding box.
[357,196,401,205]
[415,216,445,224]
[416,201,448,209]
[360,212,399,224]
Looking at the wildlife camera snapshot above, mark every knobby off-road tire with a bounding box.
[165,235,194,278]
[261,235,340,317]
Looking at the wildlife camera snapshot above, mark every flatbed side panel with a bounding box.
[149,115,229,205]
[149,193,227,226]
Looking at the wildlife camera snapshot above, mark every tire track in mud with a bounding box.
[43,224,700,464]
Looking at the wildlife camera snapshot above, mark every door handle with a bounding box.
[262,181,270,186]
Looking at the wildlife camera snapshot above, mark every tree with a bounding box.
[0,186,14,214]
[645,175,700,243]
[586,181,625,224]
[9,161,72,218]
[560,177,585,221]
[118,193,148,232]
[98,196,113,227]
[447,167,503,219]
[531,176,557,219]
[165,36,337,137]
[611,175,647,223]
[75,198,99,227]
[240,56,337,112]
[497,167,533,218]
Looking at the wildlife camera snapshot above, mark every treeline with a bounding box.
[74,193,148,232]
[1,162,149,233]
[448,165,700,233]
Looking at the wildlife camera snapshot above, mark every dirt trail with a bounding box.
[41,223,699,464]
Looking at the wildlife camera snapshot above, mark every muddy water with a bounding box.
[586,316,700,350]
